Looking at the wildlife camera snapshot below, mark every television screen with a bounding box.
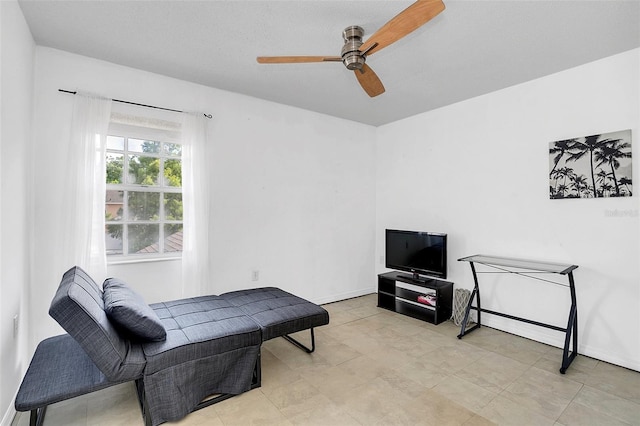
[385,229,447,279]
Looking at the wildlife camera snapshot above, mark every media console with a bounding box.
[377,271,453,325]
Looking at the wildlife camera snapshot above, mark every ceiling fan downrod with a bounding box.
[341,25,366,70]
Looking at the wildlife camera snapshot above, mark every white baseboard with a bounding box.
[1,396,17,426]
[314,287,376,305]
[480,316,640,372]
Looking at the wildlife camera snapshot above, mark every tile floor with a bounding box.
[12,294,640,425]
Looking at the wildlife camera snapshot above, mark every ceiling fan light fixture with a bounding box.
[341,25,365,70]
[255,1,446,97]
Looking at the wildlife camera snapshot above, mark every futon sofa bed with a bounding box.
[15,266,329,426]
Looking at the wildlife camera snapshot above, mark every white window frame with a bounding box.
[105,117,184,263]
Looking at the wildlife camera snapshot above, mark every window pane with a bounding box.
[129,138,160,154]
[105,224,123,255]
[128,155,159,185]
[164,193,183,220]
[164,159,182,187]
[128,191,160,221]
[106,153,124,184]
[128,224,159,254]
[105,190,124,221]
[164,224,183,253]
[164,143,182,157]
[107,136,124,151]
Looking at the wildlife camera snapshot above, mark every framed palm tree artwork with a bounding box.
[549,130,632,199]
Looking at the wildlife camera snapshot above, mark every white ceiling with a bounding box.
[18,0,640,126]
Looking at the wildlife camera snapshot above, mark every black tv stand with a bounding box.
[377,271,453,325]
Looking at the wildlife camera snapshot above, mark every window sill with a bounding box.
[107,255,182,266]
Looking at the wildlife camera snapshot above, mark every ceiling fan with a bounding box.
[256,0,445,98]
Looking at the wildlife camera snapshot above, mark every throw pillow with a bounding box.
[103,278,167,342]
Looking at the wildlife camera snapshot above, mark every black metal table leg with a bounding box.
[560,271,579,374]
[458,262,481,338]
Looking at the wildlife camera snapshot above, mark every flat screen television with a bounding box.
[385,229,447,280]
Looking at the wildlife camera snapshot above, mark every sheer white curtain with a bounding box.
[62,93,112,281]
[181,112,211,296]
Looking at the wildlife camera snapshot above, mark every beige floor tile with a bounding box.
[213,388,292,425]
[533,348,598,383]
[299,362,370,398]
[432,375,499,412]
[384,317,436,338]
[334,376,415,425]
[354,310,403,329]
[311,335,363,366]
[570,384,640,425]
[463,414,498,426]
[423,341,489,372]
[377,367,428,400]
[501,366,582,420]
[38,397,89,426]
[386,333,440,359]
[459,327,552,365]
[165,407,224,426]
[334,354,391,381]
[320,308,363,328]
[455,351,529,393]
[285,404,362,425]
[378,388,477,426]
[87,383,142,426]
[557,400,631,426]
[321,318,382,343]
[479,395,556,426]
[261,377,330,416]
[350,303,385,319]
[411,326,462,348]
[259,347,302,391]
[583,361,640,404]
[367,340,426,368]
[393,357,451,389]
[263,338,332,372]
[11,412,30,426]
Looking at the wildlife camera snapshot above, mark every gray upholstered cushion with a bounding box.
[220,287,330,341]
[15,334,124,411]
[143,295,261,373]
[103,278,166,342]
[49,266,145,382]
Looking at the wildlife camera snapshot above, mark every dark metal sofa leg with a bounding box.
[282,328,316,353]
[29,406,47,426]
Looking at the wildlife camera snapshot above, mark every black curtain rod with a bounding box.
[58,89,212,119]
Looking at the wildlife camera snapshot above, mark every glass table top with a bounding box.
[458,254,578,274]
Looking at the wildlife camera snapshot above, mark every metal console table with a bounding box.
[457,254,578,374]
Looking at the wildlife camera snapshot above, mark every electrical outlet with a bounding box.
[251,270,259,281]
[13,314,19,339]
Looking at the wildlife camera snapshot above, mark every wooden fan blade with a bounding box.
[257,56,341,64]
[360,0,445,56]
[354,64,385,97]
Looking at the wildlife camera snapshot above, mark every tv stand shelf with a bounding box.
[377,272,453,325]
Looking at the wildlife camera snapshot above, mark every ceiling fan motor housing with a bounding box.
[341,25,365,70]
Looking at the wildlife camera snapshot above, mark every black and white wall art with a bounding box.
[549,130,632,199]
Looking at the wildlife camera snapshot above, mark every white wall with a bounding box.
[376,49,640,371]
[0,1,34,424]
[30,47,377,345]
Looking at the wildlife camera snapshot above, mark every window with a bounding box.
[105,135,183,257]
